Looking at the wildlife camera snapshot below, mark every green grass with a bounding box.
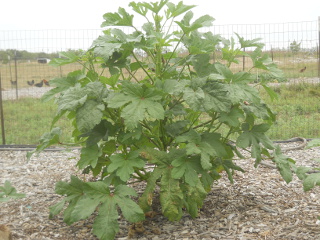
[0,83,319,145]
[278,61,318,79]
[0,98,72,145]
[261,83,320,140]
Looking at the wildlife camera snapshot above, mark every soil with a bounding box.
[1,142,320,240]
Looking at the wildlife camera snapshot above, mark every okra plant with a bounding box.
[28,1,304,239]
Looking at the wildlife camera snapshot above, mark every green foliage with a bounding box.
[0,180,25,202]
[28,1,304,239]
[49,176,144,240]
[261,83,320,140]
[289,40,301,54]
[301,138,320,192]
[307,138,320,149]
[302,173,320,191]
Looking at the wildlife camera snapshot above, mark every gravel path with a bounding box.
[0,87,53,100]
[1,142,320,240]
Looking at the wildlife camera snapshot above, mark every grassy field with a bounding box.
[0,51,319,144]
[262,82,320,140]
[0,61,82,89]
[0,82,319,145]
[0,98,73,145]
[0,49,318,89]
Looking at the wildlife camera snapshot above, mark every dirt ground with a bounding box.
[1,140,320,240]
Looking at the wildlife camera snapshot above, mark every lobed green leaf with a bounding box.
[27,127,62,160]
[182,179,207,218]
[76,100,105,133]
[55,176,86,198]
[78,144,102,169]
[160,169,184,221]
[101,7,134,27]
[93,200,119,240]
[114,185,145,222]
[108,152,145,181]
[0,181,25,202]
[49,51,81,67]
[138,167,164,212]
[70,197,101,223]
[166,1,195,18]
[306,139,320,149]
[303,173,320,191]
[57,85,87,112]
[175,12,214,35]
[272,146,294,183]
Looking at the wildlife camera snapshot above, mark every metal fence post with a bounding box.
[318,16,320,79]
[14,51,18,99]
[0,72,6,144]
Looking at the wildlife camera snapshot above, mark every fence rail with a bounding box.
[0,19,319,144]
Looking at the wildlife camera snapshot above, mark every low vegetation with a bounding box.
[0,98,72,144]
[263,82,320,140]
[1,83,319,145]
[0,181,25,202]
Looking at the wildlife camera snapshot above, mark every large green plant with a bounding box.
[28,1,302,239]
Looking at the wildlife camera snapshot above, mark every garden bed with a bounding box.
[1,142,320,239]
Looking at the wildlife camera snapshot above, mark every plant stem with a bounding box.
[124,66,140,83]
[140,121,162,149]
[211,122,223,132]
[159,118,170,151]
[134,169,146,181]
[223,127,235,143]
[168,96,184,110]
[155,14,162,78]
[162,33,185,74]
[193,120,213,130]
[131,51,154,84]
[163,17,174,36]
[165,53,190,76]
[120,69,126,80]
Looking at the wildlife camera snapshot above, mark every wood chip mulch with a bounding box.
[1,142,320,240]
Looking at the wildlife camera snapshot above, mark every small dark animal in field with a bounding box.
[27,80,35,86]
[43,79,50,86]
[299,66,306,73]
[34,80,44,87]
[10,80,17,86]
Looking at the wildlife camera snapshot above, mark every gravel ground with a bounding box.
[1,141,320,240]
[0,86,53,100]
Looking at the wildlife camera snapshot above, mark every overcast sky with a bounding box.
[1,0,319,30]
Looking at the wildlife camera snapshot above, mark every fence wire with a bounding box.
[0,20,319,144]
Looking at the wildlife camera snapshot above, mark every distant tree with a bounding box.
[0,51,9,63]
[289,40,301,54]
[65,48,84,55]
[48,52,60,59]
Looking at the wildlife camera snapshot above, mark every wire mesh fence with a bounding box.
[210,21,319,77]
[0,19,319,144]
